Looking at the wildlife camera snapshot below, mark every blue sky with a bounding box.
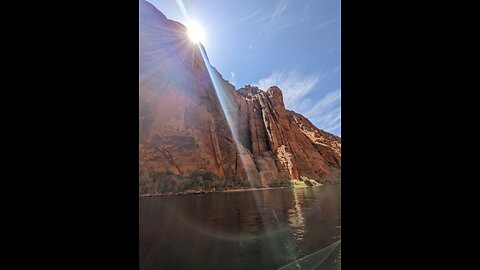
[145,0,341,136]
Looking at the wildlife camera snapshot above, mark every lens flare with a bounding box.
[187,22,205,43]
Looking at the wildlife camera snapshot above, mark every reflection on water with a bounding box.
[139,185,341,270]
[288,191,306,242]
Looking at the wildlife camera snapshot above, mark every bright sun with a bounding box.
[187,22,205,43]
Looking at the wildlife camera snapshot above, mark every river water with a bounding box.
[139,184,341,269]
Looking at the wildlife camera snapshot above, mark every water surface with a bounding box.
[139,185,341,269]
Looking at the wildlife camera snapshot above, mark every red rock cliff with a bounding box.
[139,0,340,193]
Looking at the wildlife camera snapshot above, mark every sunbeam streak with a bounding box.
[175,0,189,19]
[197,44,255,181]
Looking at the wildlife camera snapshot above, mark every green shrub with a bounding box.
[140,170,293,194]
[268,179,292,188]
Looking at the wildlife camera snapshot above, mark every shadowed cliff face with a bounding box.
[139,0,340,194]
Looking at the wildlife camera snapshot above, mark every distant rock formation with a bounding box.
[139,0,341,195]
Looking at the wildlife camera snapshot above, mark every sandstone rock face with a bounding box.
[139,0,340,193]
[287,110,341,168]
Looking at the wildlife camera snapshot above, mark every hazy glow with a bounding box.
[187,22,205,43]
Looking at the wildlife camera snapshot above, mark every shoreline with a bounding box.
[139,185,323,198]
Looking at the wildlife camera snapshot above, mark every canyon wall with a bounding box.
[139,0,340,194]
